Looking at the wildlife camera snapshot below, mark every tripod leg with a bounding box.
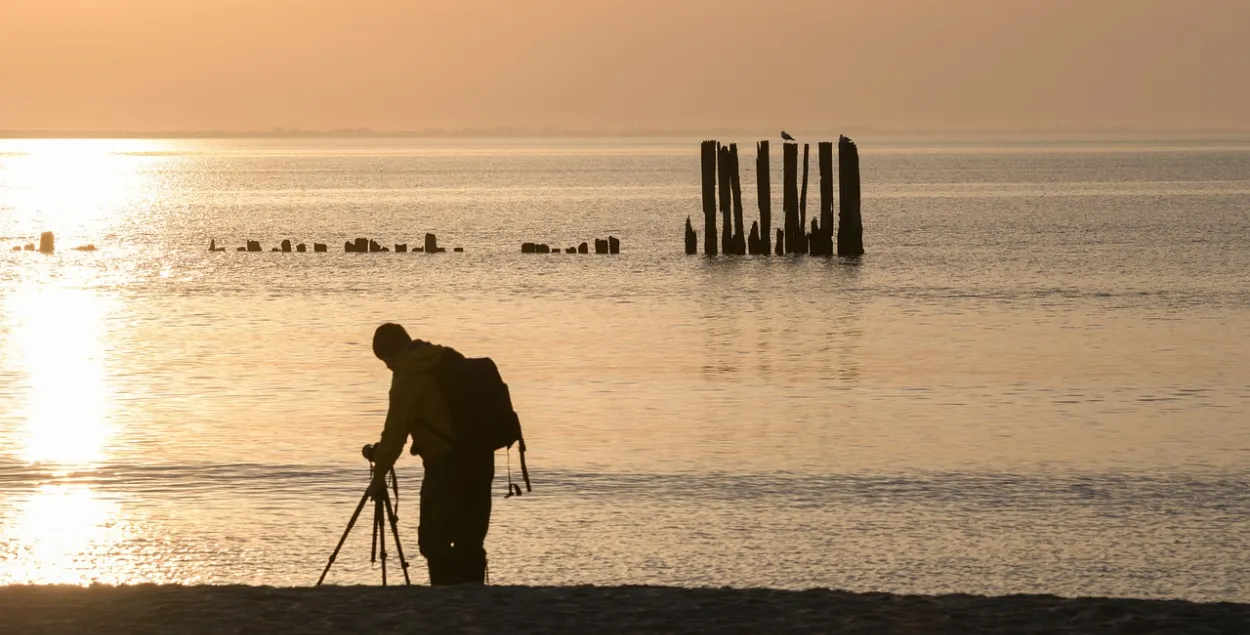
[378,501,388,586]
[382,494,412,586]
[371,498,380,563]
[316,487,372,587]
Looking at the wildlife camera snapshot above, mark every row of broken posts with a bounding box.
[684,137,863,257]
[209,233,461,253]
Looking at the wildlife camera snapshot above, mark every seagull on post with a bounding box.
[780,131,795,141]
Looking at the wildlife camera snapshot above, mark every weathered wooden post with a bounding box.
[209,239,216,252]
[368,239,383,253]
[578,242,589,254]
[748,221,760,254]
[684,217,697,254]
[775,229,784,255]
[783,143,799,254]
[395,244,408,253]
[246,240,262,252]
[296,243,307,252]
[608,236,620,254]
[837,135,864,257]
[353,237,368,252]
[757,141,771,254]
[425,233,444,253]
[717,145,732,255]
[38,232,54,253]
[313,243,327,252]
[729,144,745,255]
[522,242,536,253]
[818,141,834,256]
[281,239,292,253]
[594,238,609,254]
[798,144,810,254]
[701,140,718,256]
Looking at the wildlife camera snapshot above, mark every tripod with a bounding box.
[317,460,413,586]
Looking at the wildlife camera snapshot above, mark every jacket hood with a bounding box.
[387,340,444,374]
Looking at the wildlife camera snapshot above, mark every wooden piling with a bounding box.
[818,141,834,257]
[775,229,784,255]
[594,238,609,254]
[246,240,262,252]
[757,141,771,254]
[729,144,745,255]
[38,232,54,253]
[578,242,589,254]
[352,238,368,252]
[281,239,292,253]
[608,236,620,254]
[798,144,810,254]
[717,145,732,255]
[522,242,536,253]
[684,217,697,254]
[748,221,760,255]
[701,140,718,256]
[395,244,408,253]
[313,243,327,252]
[782,143,798,254]
[368,239,383,253]
[837,136,864,257]
[296,243,307,252]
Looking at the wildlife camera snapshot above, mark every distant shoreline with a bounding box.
[2,584,1246,634]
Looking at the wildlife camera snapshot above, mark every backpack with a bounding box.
[435,347,531,496]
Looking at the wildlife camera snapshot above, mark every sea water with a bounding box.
[0,137,1247,600]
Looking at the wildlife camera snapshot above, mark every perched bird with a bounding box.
[780,131,795,141]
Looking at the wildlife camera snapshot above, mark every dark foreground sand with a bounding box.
[1,585,1246,635]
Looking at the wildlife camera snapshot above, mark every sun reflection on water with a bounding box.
[0,484,132,585]
[4,287,116,467]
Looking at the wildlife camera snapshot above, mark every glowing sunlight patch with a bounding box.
[6,287,115,466]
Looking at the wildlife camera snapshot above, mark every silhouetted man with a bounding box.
[369,323,495,585]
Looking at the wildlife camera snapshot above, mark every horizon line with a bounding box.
[3,126,1250,140]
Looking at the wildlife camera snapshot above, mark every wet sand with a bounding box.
[1,585,1246,634]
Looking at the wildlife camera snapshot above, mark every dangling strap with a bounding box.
[518,437,532,493]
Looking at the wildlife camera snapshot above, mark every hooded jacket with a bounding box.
[370,340,457,483]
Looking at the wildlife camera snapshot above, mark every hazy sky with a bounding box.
[2,0,1248,133]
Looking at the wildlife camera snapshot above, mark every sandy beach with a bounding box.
[1,584,1246,634]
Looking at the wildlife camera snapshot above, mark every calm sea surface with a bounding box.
[0,137,1247,600]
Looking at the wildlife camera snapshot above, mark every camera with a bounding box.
[361,443,376,462]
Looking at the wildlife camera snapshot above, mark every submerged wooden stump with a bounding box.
[608,236,620,254]
[757,141,772,254]
[522,242,536,254]
[395,244,408,253]
[774,229,784,255]
[236,246,246,252]
[578,242,589,254]
[313,243,327,252]
[246,240,262,252]
[296,244,307,252]
[281,239,292,253]
[425,233,444,253]
[815,141,835,257]
[453,247,464,252]
[748,221,760,255]
[38,232,54,254]
[565,246,577,253]
[701,140,718,256]
[594,238,609,254]
[684,217,697,255]
[535,244,551,254]
[837,135,864,257]
[368,239,383,253]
